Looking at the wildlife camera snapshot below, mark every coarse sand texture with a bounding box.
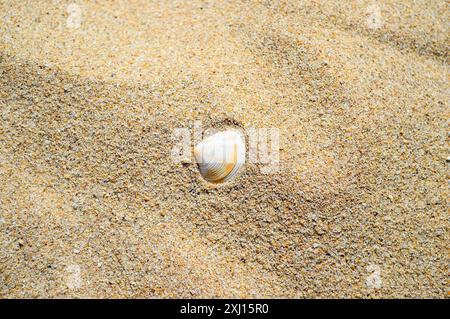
[0,0,448,298]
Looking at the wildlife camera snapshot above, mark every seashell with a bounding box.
[194,130,245,183]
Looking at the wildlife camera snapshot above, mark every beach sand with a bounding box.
[0,0,448,298]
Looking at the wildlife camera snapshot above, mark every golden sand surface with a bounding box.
[0,0,448,298]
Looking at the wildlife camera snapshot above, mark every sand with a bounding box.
[0,0,448,298]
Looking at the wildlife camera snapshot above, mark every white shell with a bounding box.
[194,130,245,183]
